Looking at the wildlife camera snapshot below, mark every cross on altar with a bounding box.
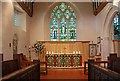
[64,47,66,54]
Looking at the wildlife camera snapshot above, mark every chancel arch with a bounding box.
[102,5,119,60]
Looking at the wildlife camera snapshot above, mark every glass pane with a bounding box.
[53,6,58,12]
[73,12,76,19]
[68,18,76,40]
[59,2,67,12]
[55,9,62,19]
[68,18,76,27]
[50,12,55,18]
[50,18,58,41]
[69,28,76,40]
[64,9,71,19]
[68,6,73,12]
[60,17,67,41]
[113,13,120,40]
[50,2,77,41]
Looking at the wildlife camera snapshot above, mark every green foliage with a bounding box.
[32,41,44,54]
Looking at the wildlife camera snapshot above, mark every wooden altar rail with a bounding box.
[88,59,120,81]
[84,60,109,74]
[1,60,40,81]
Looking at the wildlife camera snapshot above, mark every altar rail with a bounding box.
[45,54,82,67]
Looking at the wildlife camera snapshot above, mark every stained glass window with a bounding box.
[50,2,77,41]
[50,18,58,41]
[113,13,120,40]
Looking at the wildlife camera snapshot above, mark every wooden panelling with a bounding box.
[2,60,19,77]
[113,40,120,56]
[88,59,120,81]
[0,53,3,61]
[1,60,40,81]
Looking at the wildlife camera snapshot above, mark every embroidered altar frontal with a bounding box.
[46,54,82,67]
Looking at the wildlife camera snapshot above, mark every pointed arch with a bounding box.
[44,2,79,41]
[49,2,77,41]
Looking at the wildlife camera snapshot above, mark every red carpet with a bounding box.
[40,69,88,81]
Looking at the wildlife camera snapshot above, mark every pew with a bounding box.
[1,60,40,81]
[2,60,20,77]
[108,53,120,73]
[84,53,120,75]
[84,60,109,74]
[88,59,120,81]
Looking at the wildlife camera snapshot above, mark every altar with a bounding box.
[33,41,90,68]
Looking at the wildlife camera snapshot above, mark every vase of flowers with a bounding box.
[32,41,44,60]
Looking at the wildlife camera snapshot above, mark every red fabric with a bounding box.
[45,56,48,62]
[80,56,82,66]
[54,55,56,66]
[70,55,73,66]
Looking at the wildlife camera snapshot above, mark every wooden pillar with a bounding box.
[88,59,95,81]
[109,53,117,70]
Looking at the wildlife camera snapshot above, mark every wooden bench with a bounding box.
[84,60,109,74]
[88,59,120,81]
[2,60,20,77]
[1,60,40,81]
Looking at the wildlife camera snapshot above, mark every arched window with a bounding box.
[50,2,76,41]
[113,12,120,40]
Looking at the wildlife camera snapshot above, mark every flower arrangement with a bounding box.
[32,41,44,54]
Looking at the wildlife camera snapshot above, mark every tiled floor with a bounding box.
[40,69,88,81]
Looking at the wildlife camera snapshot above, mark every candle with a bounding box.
[76,51,78,54]
[73,51,75,54]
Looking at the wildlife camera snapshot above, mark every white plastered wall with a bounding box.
[2,1,30,61]
[0,2,2,53]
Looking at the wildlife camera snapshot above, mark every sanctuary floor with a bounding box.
[40,69,88,81]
